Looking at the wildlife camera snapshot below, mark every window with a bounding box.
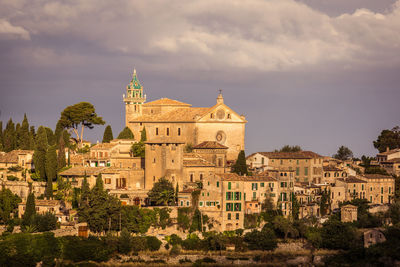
[304,167,308,176]
[234,203,241,211]
[228,182,231,190]
[218,158,223,167]
[217,181,220,187]
[252,183,258,190]
[200,173,203,180]
[226,192,232,200]
[389,187,391,194]
[362,184,364,190]
[153,158,156,163]
[226,203,233,211]
[105,178,111,184]
[235,192,240,200]
[253,192,256,199]
[210,114,214,118]
[296,167,300,176]
[156,128,159,135]
[381,196,383,204]
[261,157,265,164]
[260,183,264,187]
[280,160,283,165]
[227,213,231,220]
[297,160,299,165]
[190,174,194,182]
[228,114,231,119]
[166,128,170,136]
[178,128,181,136]
[381,187,383,194]
[199,201,203,206]
[236,213,239,220]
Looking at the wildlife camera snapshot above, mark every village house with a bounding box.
[376,147,400,163]
[246,151,324,183]
[363,228,386,248]
[18,199,62,218]
[341,204,358,222]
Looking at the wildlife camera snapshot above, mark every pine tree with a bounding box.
[102,125,114,143]
[141,127,147,142]
[20,114,31,150]
[117,127,134,139]
[22,193,36,227]
[33,126,48,181]
[45,145,57,182]
[57,135,66,171]
[232,150,248,176]
[3,118,16,152]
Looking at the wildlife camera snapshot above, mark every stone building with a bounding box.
[376,147,400,163]
[363,228,386,248]
[18,199,62,218]
[323,166,348,185]
[246,151,323,183]
[341,204,358,222]
[362,174,395,205]
[0,150,34,170]
[123,70,246,161]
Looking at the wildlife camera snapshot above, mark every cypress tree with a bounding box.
[0,121,3,151]
[20,114,31,150]
[3,118,16,152]
[33,126,48,181]
[29,126,36,149]
[45,127,55,146]
[54,121,64,146]
[232,150,248,176]
[80,175,90,205]
[102,125,114,143]
[22,193,36,227]
[57,135,66,171]
[15,123,21,149]
[45,145,57,182]
[94,173,104,191]
[141,127,147,142]
[45,175,53,199]
[117,127,134,139]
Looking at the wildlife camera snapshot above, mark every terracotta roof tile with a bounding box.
[130,107,211,123]
[90,143,117,150]
[362,174,394,180]
[143,98,191,106]
[249,151,322,159]
[337,176,365,183]
[193,141,228,149]
[59,166,106,176]
[183,153,214,167]
[377,148,400,156]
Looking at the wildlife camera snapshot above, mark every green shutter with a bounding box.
[240,192,242,200]
[217,181,219,187]
[228,182,231,190]
[226,192,228,200]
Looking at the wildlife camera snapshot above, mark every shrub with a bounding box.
[131,236,147,252]
[118,228,132,254]
[167,233,183,245]
[244,228,277,251]
[6,175,19,181]
[32,212,57,232]
[145,236,161,251]
[170,244,181,256]
[60,236,113,262]
[182,233,202,250]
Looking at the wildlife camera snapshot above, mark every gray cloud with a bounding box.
[0,0,399,157]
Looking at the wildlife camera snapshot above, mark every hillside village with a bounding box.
[0,71,399,265]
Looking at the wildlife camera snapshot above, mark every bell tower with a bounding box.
[123,69,146,125]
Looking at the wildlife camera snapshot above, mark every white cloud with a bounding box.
[2,0,400,71]
[0,19,30,39]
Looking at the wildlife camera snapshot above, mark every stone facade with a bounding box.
[341,204,358,222]
[246,151,323,183]
[123,70,246,161]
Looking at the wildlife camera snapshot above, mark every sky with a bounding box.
[1,0,400,158]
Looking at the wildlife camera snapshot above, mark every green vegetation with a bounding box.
[333,145,353,160]
[58,102,105,147]
[117,126,134,139]
[102,125,114,143]
[232,150,248,175]
[33,126,48,181]
[373,126,400,152]
[147,177,175,206]
[275,145,302,152]
[130,127,146,157]
[0,187,21,225]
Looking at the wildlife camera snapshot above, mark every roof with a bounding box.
[362,174,394,180]
[249,151,322,159]
[183,153,214,167]
[0,150,34,163]
[337,176,365,183]
[217,173,277,182]
[193,141,228,149]
[20,199,61,207]
[383,158,400,164]
[143,98,191,107]
[59,166,106,176]
[377,148,400,156]
[323,166,343,172]
[90,143,117,150]
[127,69,142,90]
[341,204,357,209]
[130,107,210,123]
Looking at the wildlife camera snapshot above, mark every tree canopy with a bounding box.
[33,126,48,181]
[58,102,105,147]
[373,126,400,153]
[117,127,134,139]
[275,145,302,152]
[148,178,175,206]
[333,146,353,161]
[232,150,248,175]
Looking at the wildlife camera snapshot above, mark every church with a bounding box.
[123,70,247,161]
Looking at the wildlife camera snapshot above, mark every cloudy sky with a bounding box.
[1,0,399,157]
